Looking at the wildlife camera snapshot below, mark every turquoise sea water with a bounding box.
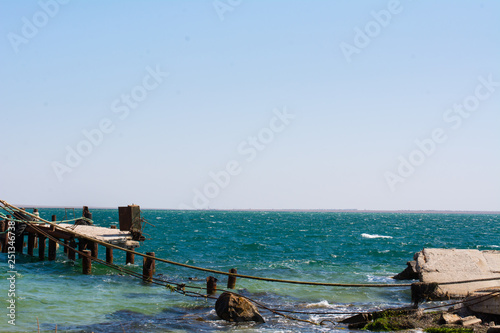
[1,210,499,332]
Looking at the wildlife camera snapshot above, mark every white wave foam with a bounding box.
[305,300,335,308]
[361,233,393,239]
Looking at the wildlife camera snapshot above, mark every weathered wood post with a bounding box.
[227,268,237,289]
[48,237,57,261]
[82,250,92,275]
[0,219,5,252]
[142,252,155,283]
[14,222,24,254]
[119,205,141,265]
[63,239,69,254]
[3,230,11,254]
[33,208,40,250]
[88,241,98,259]
[126,251,135,265]
[27,231,36,256]
[3,215,13,253]
[206,276,217,295]
[38,234,46,260]
[106,247,113,264]
[68,239,76,261]
[48,215,57,261]
[78,239,87,259]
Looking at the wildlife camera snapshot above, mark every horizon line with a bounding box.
[7,204,500,215]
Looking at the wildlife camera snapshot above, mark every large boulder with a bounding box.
[215,292,265,323]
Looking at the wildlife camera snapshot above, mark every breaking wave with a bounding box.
[361,233,393,239]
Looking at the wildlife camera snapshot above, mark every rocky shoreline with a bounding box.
[341,306,500,333]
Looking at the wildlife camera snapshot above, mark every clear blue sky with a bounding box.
[1,0,499,211]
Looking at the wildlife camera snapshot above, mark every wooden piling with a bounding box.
[3,232,11,253]
[48,237,57,261]
[0,219,5,252]
[88,241,98,259]
[2,215,12,253]
[27,232,36,256]
[78,239,87,259]
[106,247,113,264]
[82,250,92,275]
[227,268,237,289]
[68,239,76,261]
[49,215,57,259]
[206,276,217,295]
[63,239,69,254]
[38,234,46,260]
[2,231,10,254]
[15,230,24,254]
[126,251,135,265]
[142,252,155,283]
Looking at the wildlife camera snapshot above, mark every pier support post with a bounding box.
[38,234,46,260]
[27,232,36,256]
[48,238,57,261]
[88,241,98,259]
[227,268,237,289]
[106,247,113,264]
[2,231,11,253]
[2,216,13,253]
[63,239,68,254]
[142,252,155,283]
[0,219,5,252]
[68,239,76,261]
[206,276,217,295]
[47,215,57,260]
[126,251,135,265]
[82,250,92,275]
[78,239,87,259]
[14,228,24,254]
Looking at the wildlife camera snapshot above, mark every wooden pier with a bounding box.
[0,203,146,272]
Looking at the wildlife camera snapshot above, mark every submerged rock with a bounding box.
[215,292,265,323]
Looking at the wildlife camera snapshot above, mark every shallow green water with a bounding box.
[1,210,499,332]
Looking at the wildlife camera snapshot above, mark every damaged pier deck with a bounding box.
[1,202,146,269]
[29,223,140,249]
